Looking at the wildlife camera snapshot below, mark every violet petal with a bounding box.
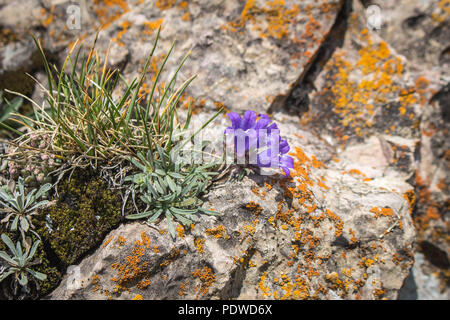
[227,112,242,129]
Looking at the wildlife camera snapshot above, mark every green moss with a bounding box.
[33,242,61,296]
[35,169,124,266]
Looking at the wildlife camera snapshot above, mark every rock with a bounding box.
[47,119,416,300]
[0,38,41,97]
[300,1,422,146]
[367,0,450,297]
[399,252,449,300]
[276,0,449,298]
[378,0,450,73]
[0,0,70,96]
[0,0,43,32]
[0,0,131,95]
[71,0,345,114]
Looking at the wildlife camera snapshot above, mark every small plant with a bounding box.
[0,234,47,293]
[0,177,52,238]
[8,28,216,168]
[125,146,221,239]
[0,89,24,137]
[4,28,223,193]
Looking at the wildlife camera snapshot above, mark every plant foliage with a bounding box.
[0,177,51,238]
[0,89,24,137]
[0,234,46,292]
[125,146,221,239]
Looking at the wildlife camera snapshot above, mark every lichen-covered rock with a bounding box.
[288,0,449,297]
[72,0,344,115]
[365,0,450,295]
[379,0,450,73]
[300,1,422,145]
[47,120,416,300]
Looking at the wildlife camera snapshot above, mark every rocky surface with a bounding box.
[87,0,344,115]
[47,120,416,300]
[372,0,450,297]
[399,252,448,300]
[0,0,448,300]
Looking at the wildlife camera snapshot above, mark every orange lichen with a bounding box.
[370,206,394,219]
[40,6,55,27]
[91,275,101,293]
[111,232,151,294]
[115,236,126,247]
[344,169,366,177]
[258,272,272,299]
[317,180,329,190]
[137,279,151,290]
[306,204,317,214]
[205,225,229,239]
[436,179,447,191]
[373,288,386,299]
[243,224,256,236]
[192,266,216,298]
[155,0,177,10]
[102,237,114,249]
[223,0,304,41]
[426,206,441,220]
[268,216,276,227]
[392,253,403,266]
[160,247,181,268]
[143,18,164,35]
[113,20,132,46]
[176,224,185,239]
[273,274,310,300]
[181,12,191,21]
[194,237,205,254]
[179,281,188,296]
[325,209,343,237]
[93,0,130,29]
[432,0,450,23]
[246,201,263,215]
[348,228,358,245]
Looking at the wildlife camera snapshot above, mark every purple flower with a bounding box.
[225,111,294,177]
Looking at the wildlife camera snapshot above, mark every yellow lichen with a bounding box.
[192,266,216,298]
[205,225,229,239]
[194,237,205,254]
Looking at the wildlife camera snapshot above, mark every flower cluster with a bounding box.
[225,110,294,176]
[3,134,56,183]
